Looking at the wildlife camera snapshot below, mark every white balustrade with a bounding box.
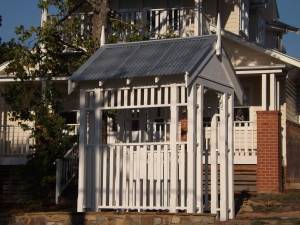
[56,144,79,204]
[0,125,33,156]
[203,121,257,164]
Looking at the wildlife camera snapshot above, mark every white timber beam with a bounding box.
[262,74,267,111]
[77,89,87,212]
[210,112,218,214]
[216,13,222,56]
[41,0,48,27]
[220,93,229,221]
[270,73,276,110]
[170,85,178,213]
[100,26,105,46]
[93,89,102,211]
[187,84,197,213]
[236,69,282,75]
[228,94,235,219]
[196,84,204,213]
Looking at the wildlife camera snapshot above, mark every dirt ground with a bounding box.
[218,190,300,225]
[1,190,300,224]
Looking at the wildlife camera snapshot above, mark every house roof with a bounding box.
[210,25,300,68]
[70,35,217,81]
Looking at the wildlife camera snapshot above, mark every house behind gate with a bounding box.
[1,0,300,221]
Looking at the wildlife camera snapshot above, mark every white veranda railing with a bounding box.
[0,125,33,156]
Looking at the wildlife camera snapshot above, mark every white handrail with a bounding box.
[55,143,79,204]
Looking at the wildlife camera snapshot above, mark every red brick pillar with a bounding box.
[256,111,282,193]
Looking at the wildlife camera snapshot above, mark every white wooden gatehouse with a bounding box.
[69,35,243,221]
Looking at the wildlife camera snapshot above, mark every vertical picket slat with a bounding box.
[136,145,141,210]
[151,88,155,105]
[109,146,115,206]
[137,88,142,106]
[157,87,162,105]
[124,89,128,107]
[115,146,120,207]
[122,146,127,207]
[142,145,147,207]
[117,90,121,107]
[128,146,133,207]
[156,144,162,207]
[149,144,154,208]
[180,144,185,207]
[144,88,148,106]
[164,87,169,104]
[102,146,108,206]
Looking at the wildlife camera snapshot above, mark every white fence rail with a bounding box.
[95,142,195,211]
[0,125,32,156]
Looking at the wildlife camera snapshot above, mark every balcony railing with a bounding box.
[48,7,211,43]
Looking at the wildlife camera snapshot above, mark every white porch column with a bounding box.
[170,85,179,213]
[228,94,235,219]
[262,74,267,110]
[187,84,197,213]
[270,73,276,110]
[220,93,229,221]
[93,89,102,211]
[277,80,280,111]
[77,89,87,212]
[196,85,204,213]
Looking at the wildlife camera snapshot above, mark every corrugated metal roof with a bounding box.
[70,35,217,81]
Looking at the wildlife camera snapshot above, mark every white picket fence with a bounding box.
[97,142,192,211]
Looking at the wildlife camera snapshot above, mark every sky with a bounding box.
[0,0,300,59]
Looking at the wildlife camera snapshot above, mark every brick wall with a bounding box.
[256,111,282,193]
[286,120,300,189]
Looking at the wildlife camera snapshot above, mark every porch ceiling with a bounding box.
[70,36,217,81]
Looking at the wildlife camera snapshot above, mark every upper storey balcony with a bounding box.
[47,3,212,43]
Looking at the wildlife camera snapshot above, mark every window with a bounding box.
[240,0,249,37]
[234,107,249,122]
[257,12,265,45]
[60,111,78,124]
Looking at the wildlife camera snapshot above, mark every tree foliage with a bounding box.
[1,0,98,202]
[1,0,180,203]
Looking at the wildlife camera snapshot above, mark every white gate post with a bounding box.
[170,85,179,213]
[210,112,218,214]
[77,89,87,212]
[220,93,229,221]
[93,89,102,211]
[196,85,204,213]
[228,94,235,219]
[187,84,197,213]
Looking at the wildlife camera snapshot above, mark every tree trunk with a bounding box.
[85,0,111,41]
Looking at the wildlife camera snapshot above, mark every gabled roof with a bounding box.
[70,36,217,81]
[210,25,300,68]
